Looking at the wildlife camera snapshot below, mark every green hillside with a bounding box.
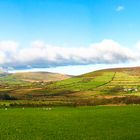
[43,67,140,97]
[1,67,140,105]
[45,70,114,95]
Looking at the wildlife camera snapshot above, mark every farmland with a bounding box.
[1,67,140,105]
[0,68,140,140]
[0,106,140,140]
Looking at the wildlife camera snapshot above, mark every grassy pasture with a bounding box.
[45,72,115,94]
[0,106,140,140]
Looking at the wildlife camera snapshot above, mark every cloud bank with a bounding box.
[0,39,139,70]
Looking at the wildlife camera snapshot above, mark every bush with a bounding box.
[105,86,123,94]
[0,93,16,100]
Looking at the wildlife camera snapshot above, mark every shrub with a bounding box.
[0,93,16,100]
[105,86,123,94]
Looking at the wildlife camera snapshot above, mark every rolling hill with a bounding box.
[0,69,8,76]
[42,66,140,97]
[1,66,140,104]
[9,72,72,82]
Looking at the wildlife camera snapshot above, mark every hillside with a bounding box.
[1,67,140,103]
[9,72,72,82]
[43,66,140,97]
[0,70,8,76]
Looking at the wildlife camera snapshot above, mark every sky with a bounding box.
[0,0,140,75]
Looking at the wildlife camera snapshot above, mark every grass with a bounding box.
[1,67,140,102]
[0,71,116,99]
[1,68,140,140]
[45,71,115,94]
[0,106,140,140]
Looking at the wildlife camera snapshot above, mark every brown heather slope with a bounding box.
[9,72,72,82]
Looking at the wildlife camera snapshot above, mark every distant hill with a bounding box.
[0,68,5,73]
[9,72,72,82]
[0,69,8,76]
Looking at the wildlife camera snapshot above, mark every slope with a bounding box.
[9,72,72,82]
[44,67,140,97]
[1,66,140,101]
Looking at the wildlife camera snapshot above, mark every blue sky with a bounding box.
[0,0,140,75]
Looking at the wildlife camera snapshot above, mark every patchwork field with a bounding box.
[0,106,140,140]
[1,67,140,105]
[46,67,140,97]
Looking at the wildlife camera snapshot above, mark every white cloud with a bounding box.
[0,39,140,70]
[116,6,125,12]
[0,40,18,64]
[31,40,45,49]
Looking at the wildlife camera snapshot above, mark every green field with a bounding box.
[0,106,140,140]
